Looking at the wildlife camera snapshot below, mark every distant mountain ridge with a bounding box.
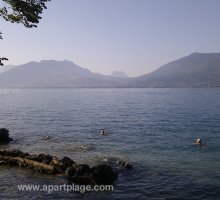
[0,60,127,88]
[126,52,220,88]
[0,53,220,88]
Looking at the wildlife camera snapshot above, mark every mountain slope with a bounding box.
[1,53,220,88]
[0,65,16,74]
[111,71,128,78]
[0,60,127,88]
[127,53,220,87]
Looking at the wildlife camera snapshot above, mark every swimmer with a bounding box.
[80,144,87,150]
[100,129,105,135]
[194,138,208,147]
[43,136,50,140]
[194,138,202,145]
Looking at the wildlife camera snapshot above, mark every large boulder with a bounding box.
[50,156,76,173]
[0,128,13,144]
[66,164,90,177]
[60,156,76,171]
[90,164,118,184]
[66,164,118,184]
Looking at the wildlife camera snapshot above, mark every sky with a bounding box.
[1,0,220,77]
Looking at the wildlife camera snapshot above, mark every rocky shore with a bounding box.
[0,128,132,185]
[0,149,119,184]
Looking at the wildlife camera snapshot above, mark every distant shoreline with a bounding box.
[0,87,220,89]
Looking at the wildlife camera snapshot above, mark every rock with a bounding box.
[0,156,18,166]
[59,156,76,171]
[0,156,55,174]
[0,149,29,158]
[60,156,75,171]
[0,149,120,184]
[90,164,118,184]
[50,156,76,173]
[66,164,90,177]
[66,164,118,184]
[25,154,53,165]
[25,154,42,162]
[39,154,53,165]
[65,165,76,177]
[74,164,90,176]
[0,128,13,143]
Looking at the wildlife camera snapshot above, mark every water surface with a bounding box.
[0,88,220,199]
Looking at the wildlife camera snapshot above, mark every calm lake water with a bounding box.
[0,88,220,200]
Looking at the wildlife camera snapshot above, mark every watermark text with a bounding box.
[17,183,114,193]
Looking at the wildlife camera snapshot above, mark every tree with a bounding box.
[0,0,50,66]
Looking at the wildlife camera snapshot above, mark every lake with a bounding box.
[0,88,220,199]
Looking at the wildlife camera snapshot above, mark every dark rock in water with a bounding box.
[66,164,117,184]
[0,154,55,174]
[0,156,18,166]
[90,164,118,184]
[49,157,61,172]
[66,164,90,178]
[25,154,42,162]
[65,165,76,177]
[59,156,76,172]
[0,149,56,174]
[25,154,54,165]
[0,149,120,184]
[39,154,53,165]
[50,156,76,173]
[0,128,13,143]
[74,164,90,176]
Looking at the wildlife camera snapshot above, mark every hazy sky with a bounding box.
[1,0,220,77]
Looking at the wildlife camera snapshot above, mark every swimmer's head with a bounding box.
[196,138,201,144]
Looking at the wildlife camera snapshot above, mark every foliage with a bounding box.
[0,0,50,66]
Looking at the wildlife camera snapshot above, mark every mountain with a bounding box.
[0,60,128,88]
[126,52,220,88]
[0,65,16,74]
[0,53,220,88]
[111,71,128,78]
